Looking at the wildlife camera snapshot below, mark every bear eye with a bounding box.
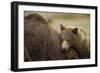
[67,39,70,42]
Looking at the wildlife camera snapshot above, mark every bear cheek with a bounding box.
[62,40,69,51]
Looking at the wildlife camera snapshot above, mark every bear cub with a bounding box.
[60,24,90,59]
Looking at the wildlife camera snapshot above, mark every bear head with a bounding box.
[60,24,82,51]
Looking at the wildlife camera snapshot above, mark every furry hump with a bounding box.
[24,13,63,61]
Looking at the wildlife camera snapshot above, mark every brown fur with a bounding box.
[24,13,63,61]
[60,25,90,59]
[61,47,79,59]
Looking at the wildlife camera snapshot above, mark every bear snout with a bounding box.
[62,40,70,51]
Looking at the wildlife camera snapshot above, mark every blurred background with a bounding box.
[24,11,90,36]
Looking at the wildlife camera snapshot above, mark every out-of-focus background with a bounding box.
[24,11,90,36]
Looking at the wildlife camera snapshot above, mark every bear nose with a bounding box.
[62,40,69,51]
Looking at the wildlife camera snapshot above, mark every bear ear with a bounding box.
[60,24,66,31]
[72,28,78,34]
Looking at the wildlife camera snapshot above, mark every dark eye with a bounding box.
[67,39,70,42]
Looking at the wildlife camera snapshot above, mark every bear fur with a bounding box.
[61,47,79,59]
[60,24,90,59]
[24,13,63,61]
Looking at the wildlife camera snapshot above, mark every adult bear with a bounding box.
[24,13,63,61]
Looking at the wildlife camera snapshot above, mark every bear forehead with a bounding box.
[62,28,74,34]
[61,28,80,39]
[61,30,75,39]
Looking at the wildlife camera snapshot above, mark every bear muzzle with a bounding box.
[62,40,70,51]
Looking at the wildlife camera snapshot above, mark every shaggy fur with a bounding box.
[60,25,90,59]
[24,13,63,61]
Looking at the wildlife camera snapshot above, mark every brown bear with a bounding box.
[24,13,63,61]
[60,24,90,59]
